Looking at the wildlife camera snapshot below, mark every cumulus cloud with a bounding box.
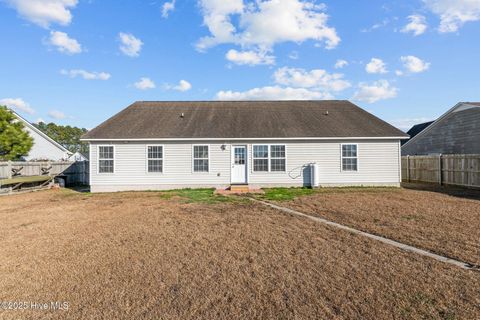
[334,59,348,69]
[119,32,143,57]
[166,80,192,92]
[400,55,431,73]
[365,58,388,74]
[196,0,339,63]
[424,0,480,33]
[216,65,352,101]
[216,86,332,100]
[60,69,111,80]
[47,31,82,54]
[4,0,78,28]
[273,67,351,92]
[225,49,275,66]
[401,14,428,36]
[0,97,35,114]
[353,80,398,103]
[134,77,156,90]
[162,0,175,18]
[48,110,66,119]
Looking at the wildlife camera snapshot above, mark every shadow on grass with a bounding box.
[402,182,480,201]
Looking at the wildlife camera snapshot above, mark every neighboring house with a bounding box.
[10,109,72,161]
[81,101,408,193]
[402,102,480,155]
[68,151,88,162]
[401,121,434,145]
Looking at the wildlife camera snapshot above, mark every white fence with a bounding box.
[0,161,89,186]
[402,154,480,188]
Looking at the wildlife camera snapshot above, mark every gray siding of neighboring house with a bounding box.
[23,125,70,161]
[89,140,401,192]
[402,106,480,155]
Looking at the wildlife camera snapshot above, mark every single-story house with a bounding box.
[81,101,408,193]
[10,108,73,161]
[402,102,480,155]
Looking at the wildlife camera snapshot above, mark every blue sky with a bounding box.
[0,0,479,131]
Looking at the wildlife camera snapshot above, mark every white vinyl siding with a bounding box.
[89,140,401,192]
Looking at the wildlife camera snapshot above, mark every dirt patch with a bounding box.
[270,184,480,266]
[0,189,479,319]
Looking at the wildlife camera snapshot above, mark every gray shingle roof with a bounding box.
[82,101,408,140]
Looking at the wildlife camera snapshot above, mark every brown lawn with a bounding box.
[0,188,479,320]
[263,183,480,266]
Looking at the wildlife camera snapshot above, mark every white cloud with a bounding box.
[134,77,156,90]
[395,70,404,76]
[225,49,275,66]
[162,0,175,18]
[424,0,480,32]
[48,110,66,120]
[216,86,332,100]
[334,59,348,69]
[170,80,192,92]
[273,67,351,92]
[48,31,82,54]
[401,55,431,73]
[60,69,111,80]
[119,32,143,57]
[197,0,339,62]
[401,14,428,36]
[0,98,35,114]
[365,58,388,74]
[353,80,398,103]
[288,51,299,60]
[4,0,78,28]
[388,117,433,131]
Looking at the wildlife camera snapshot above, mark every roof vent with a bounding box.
[180,112,185,118]
[325,110,329,115]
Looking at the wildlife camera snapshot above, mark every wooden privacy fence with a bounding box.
[0,161,89,186]
[402,154,480,188]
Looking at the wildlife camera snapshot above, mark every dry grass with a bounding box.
[0,188,479,319]
[269,184,480,266]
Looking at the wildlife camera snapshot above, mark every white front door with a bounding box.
[231,145,247,184]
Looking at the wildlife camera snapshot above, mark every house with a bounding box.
[402,102,480,155]
[401,121,434,145]
[81,101,408,193]
[10,109,72,161]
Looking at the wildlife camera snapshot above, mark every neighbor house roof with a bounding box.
[82,101,408,140]
[406,121,434,139]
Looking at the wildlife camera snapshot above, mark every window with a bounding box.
[234,147,246,165]
[98,146,114,173]
[193,145,209,172]
[253,145,268,172]
[270,145,286,172]
[147,146,163,173]
[253,145,286,172]
[342,144,358,171]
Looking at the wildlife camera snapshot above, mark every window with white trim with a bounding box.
[270,145,286,172]
[253,145,269,172]
[253,145,286,172]
[193,145,209,172]
[342,144,358,171]
[98,146,114,173]
[147,146,163,173]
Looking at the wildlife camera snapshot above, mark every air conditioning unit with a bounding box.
[310,163,320,187]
